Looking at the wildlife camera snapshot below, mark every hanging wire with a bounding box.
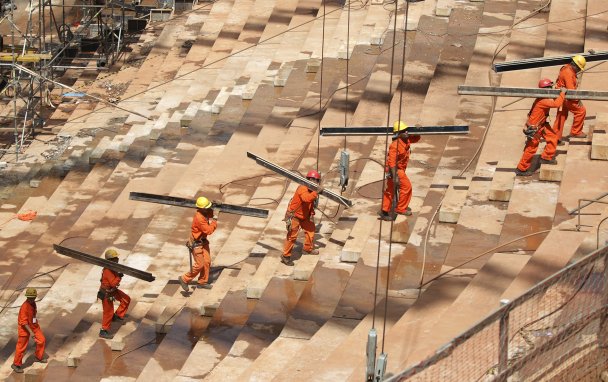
[344,1,351,150]
[317,0,327,172]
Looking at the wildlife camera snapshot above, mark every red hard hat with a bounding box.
[306,170,321,180]
[538,78,553,88]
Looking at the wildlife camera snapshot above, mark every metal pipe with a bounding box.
[458,85,608,101]
[493,51,608,73]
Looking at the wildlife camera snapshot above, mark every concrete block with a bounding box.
[242,83,257,100]
[293,255,319,281]
[29,179,41,188]
[155,305,179,333]
[591,113,608,160]
[306,58,321,73]
[111,339,125,351]
[24,364,46,381]
[341,216,377,262]
[89,136,111,164]
[489,162,516,201]
[67,355,80,367]
[247,255,280,299]
[211,88,230,114]
[337,43,351,60]
[439,176,471,223]
[119,135,135,152]
[391,215,410,243]
[435,0,452,17]
[149,128,162,141]
[371,29,384,46]
[274,64,292,87]
[540,145,568,182]
[0,161,7,169]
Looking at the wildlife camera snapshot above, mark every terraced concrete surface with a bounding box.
[1,0,608,381]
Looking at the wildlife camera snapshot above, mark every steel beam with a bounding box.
[53,244,155,282]
[246,152,353,207]
[458,85,608,101]
[320,125,469,137]
[129,192,269,218]
[493,51,608,73]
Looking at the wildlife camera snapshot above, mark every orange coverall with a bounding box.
[552,64,586,142]
[182,209,217,286]
[382,135,421,214]
[100,268,131,331]
[283,185,319,258]
[14,300,45,366]
[517,91,566,171]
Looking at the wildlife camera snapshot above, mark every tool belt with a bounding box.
[97,287,117,301]
[187,236,209,250]
[283,211,295,232]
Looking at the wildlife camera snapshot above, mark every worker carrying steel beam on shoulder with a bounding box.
[178,196,217,291]
[12,288,46,374]
[378,121,420,221]
[98,249,131,339]
[516,79,567,176]
[551,54,587,148]
[281,170,323,266]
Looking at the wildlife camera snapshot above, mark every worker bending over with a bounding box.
[551,54,587,149]
[281,170,323,266]
[516,79,567,175]
[98,249,131,339]
[12,288,46,374]
[179,196,217,291]
[379,121,420,221]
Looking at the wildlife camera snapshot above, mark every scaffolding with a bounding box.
[0,0,152,161]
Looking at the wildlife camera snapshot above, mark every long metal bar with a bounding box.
[53,244,155,282]
[458,85,608,101]
[493,51,608,73]
[246,152,353,207]
[320,125,469,136]
[129,192,269,218]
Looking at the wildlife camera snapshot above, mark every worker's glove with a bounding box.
[316,185,324,194]
[578,100,584,107]
[523,127,536,139]
[384,172,391,180]
[560,87,567,94]
[117,272,124,278]
[107,295,115,302]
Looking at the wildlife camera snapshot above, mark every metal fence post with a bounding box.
[498,305,510,372]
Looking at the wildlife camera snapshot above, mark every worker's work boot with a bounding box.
[99,329,114,339]
[197,283,212,289]
[280,255,294,266]
[112,313,124,322]
[570,132,587,139]
[35,357,48,363]
[178,275,189,292]
[377,211,396,221]
[304,249,319,255]
[11,364,23,373]
[540,158,557,165]
[397,208,412,216]
[515,169,533,177]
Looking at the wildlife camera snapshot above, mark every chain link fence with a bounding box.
[387,244,608,382]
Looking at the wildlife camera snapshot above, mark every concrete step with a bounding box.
[591,113,608,160]
[438,175,471,223]
[489,161,517,202]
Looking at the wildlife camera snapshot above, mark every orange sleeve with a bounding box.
[546,91,565,109]
[563,69,577,90]
[299,186,318,203]
[194,212,217,236]
[17,303,29,327]
[387,141,397,169]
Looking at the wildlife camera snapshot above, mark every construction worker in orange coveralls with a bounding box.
[549,55,587,154]
[516,79,567,176]
[378,121,420,221]
[281,170,323,266]
[179,196,217,291]
[12,288,46,374]
[99,249,131,339]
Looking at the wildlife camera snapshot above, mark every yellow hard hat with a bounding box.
[196,196,212,209]
[104,249,119,260]
[25,288,37,298]
[572,55,586,70]
[393,120,408,133]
